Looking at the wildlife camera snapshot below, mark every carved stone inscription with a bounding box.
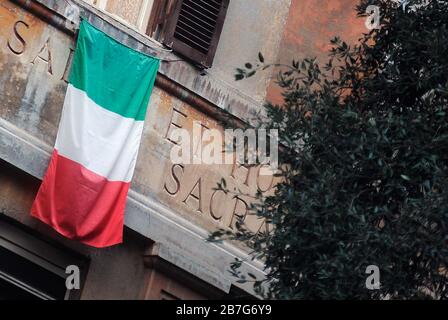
[0,0,277,236]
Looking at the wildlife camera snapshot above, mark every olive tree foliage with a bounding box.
[210,0,448,299]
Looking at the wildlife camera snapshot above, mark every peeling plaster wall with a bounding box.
[105,0,144,26]
[266,0,366,104]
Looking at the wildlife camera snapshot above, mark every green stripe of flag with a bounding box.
[69,20,160,121]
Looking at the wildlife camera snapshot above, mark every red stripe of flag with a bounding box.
[31,150,130,247]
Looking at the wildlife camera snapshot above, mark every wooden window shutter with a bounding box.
[163,0,230,68]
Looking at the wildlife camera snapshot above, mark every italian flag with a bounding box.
[31,20,159,248]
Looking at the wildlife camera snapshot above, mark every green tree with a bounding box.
[213,0,448,299]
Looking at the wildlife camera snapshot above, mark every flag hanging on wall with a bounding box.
[31,20,160,248]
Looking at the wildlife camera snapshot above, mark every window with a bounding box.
[162,0,229,68]
[83,0,230,68]
[0,217,87,300]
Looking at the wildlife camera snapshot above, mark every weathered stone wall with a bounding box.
[0,0,369,298]
[0,0,275,235]
[210,0,291,103]
[0,0,268,295]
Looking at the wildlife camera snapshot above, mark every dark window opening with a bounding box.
[0,215,88,300]
[0,246,66,300]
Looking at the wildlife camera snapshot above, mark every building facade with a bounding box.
[0,0,363,299]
